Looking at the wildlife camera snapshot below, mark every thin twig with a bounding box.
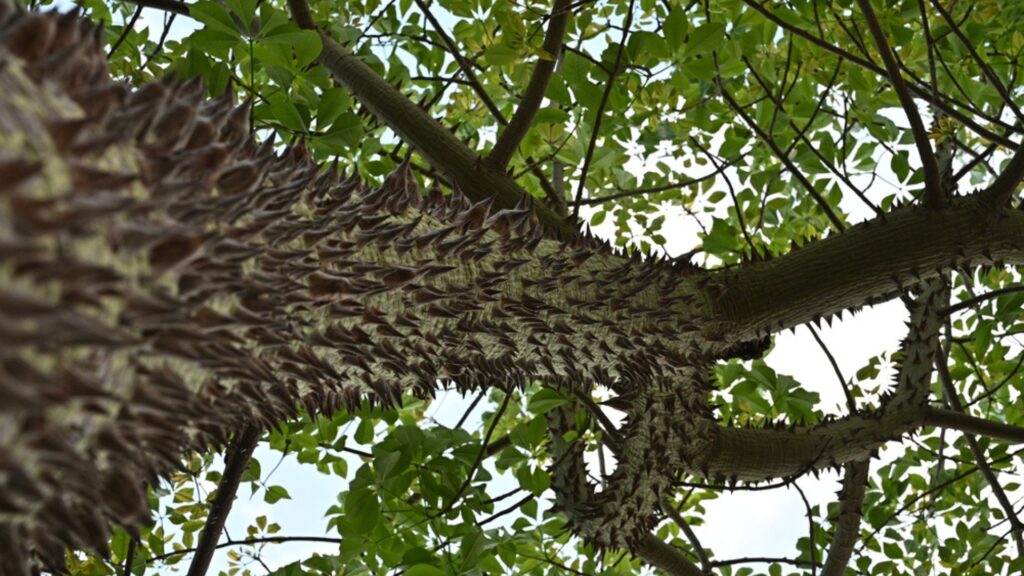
[935,350,1024,555]
[718,85,845,231]
[854,0,941,206]
[108,4,143,57]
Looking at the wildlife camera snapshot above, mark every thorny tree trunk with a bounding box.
[1,4,1024,575]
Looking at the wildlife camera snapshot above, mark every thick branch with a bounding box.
[923,407,1024,444]
[486,0,572,170]
[700,394,922,481]
[707,196,1024,342]
[284,0,578,239]
[634,534,706,576]
[978,143,1024,210]
[186,426,261,576]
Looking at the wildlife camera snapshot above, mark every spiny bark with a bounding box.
[820,461,870,576]
[2,5,1024,574]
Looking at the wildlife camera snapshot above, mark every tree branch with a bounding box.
[123,0,189,16]
[718,85,846,232]
[923,406,1024,444]
[186,426,261,576]
[634,534,706,576]
[661,499,712,574]
[707,196,1024,342]
[486,0,572,170]
[151,536,343,564]
[928,0,1024,125]
[820,461,870,576]
[854,0,942,205]
[737,0,1018,148]
[934,351,1024,556]
[282,0,579,239]
[977,143,1024,210]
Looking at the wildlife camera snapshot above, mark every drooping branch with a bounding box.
[485,0,573,170]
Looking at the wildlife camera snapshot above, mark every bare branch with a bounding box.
[186,426,261,576]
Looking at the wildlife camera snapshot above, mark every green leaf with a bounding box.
[684,22,726,56]
[189,1,241,37]
[703,218,740,256]
[664,7,689,48]
[317,88,352,128]
[264,485,291,504]
[241,458,261,483]
[345,487,379,533]
[354,417,375,444]
[533,107,570,125]
[224,0,257,32]
[268,94,307,131]
[263,30,323,69]
[404,565,445,576]
[527,388,567,415]
[484,42,519,66]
